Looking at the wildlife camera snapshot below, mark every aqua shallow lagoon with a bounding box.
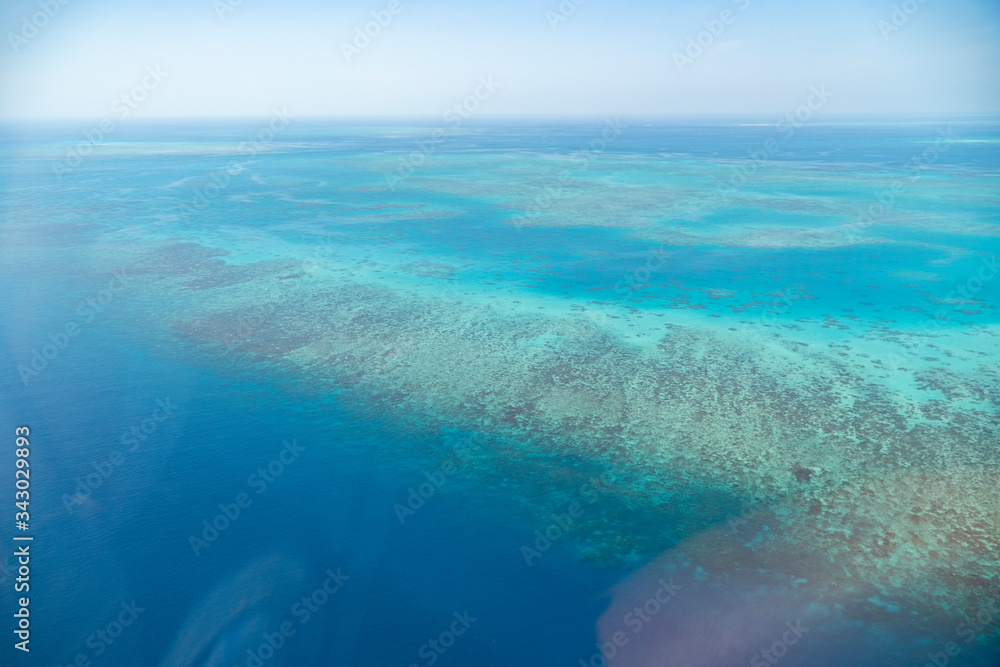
[0,119,998,665]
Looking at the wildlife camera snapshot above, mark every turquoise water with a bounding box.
[0,119,998,665]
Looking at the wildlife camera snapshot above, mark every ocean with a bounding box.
[0,118,998,666]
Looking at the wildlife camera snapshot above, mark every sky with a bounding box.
[0,0,998,118]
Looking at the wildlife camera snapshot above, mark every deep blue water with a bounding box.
[0,262,620,666]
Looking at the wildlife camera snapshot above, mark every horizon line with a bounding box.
[2,112,999,123]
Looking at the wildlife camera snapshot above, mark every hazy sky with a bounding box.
[0,0,998,118]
